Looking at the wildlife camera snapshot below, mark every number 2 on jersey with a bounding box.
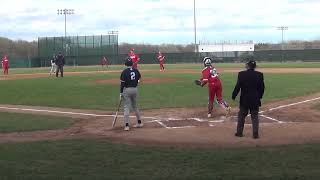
[130,72,136,80]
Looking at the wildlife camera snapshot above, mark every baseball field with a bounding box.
[1,62,320,179]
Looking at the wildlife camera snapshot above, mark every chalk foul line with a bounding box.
[0,95,319,129]
[268,97,320,112]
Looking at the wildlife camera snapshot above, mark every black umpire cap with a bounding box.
[246,60,257,69]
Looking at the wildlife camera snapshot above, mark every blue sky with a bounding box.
[1,0,320,44]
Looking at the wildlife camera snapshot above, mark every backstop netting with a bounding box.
[38,34,119,66]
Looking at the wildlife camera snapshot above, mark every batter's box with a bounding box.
[162,119,209,128]
[144,121,165,128]
[228,115,282,124]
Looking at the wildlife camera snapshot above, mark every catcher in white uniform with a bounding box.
[50,54,57,75]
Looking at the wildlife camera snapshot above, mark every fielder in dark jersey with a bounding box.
[120,58,142,131]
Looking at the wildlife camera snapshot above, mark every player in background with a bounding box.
[1,55,9,75]
[101,56,108,69]
[50,54,57,75]
[128,48,140,69]
[157,51,165,71]
[0,56,2,74]
[195,57,231,117]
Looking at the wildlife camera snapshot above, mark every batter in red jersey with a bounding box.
[157,51,165,71]
[128,49,140,69]
[1,55,9,75]
[195,57,231,117]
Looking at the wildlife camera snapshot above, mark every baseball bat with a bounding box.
[112,98,122,128]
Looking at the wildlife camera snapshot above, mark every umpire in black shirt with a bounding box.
[232,60,265,139]
[120,57,142,131]
[55,52,65,77]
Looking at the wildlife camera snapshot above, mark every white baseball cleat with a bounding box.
[124,126,130,131]
[207,113,212,118]
[133,123,144,128]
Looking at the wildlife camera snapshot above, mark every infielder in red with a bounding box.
[157,51,165,71]
[196,57,231,117]
[128,48,140,69]
[101,56,108,69]
[1,55,9,75]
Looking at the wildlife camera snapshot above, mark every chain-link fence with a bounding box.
[4,56,39,68]
[38,35,118,67]
[7,41,320,68]
[254,49,320,62]
[202,49,320,62]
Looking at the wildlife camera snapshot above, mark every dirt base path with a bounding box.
[1,92,320,147]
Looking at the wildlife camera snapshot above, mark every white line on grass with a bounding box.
[268,97,320,112]
[0,106,157,120]
[0,106,210,129]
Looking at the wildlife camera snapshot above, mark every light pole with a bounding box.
[57,9,75,38]
[193,0,197,53]
[277,26,288,62]
[277,26,288,50]
[57,9,74,66]
[108,31,119,63]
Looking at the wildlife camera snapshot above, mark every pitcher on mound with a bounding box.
[195,57,231,118]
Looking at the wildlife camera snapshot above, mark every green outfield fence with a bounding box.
[254,49,320,62]
[38,35,119,67]
[39,49,320,67]
[5,56,39,68]
[38,52,200,67]
[7,47,320,68]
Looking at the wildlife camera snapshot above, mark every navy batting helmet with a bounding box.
[125,57,133,66]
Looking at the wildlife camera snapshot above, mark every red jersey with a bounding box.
[128,52,140,69]
[1,57,9,67]
[101,57,108,65]
[201,66,221,87]
[157,53,165,62]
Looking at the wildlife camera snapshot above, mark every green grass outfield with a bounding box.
[0,112,75,133]
[8,62,320,74]
[1,63,320,110]
[0,139,319,180]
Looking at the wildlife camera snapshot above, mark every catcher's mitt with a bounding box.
[194,80,202,86]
